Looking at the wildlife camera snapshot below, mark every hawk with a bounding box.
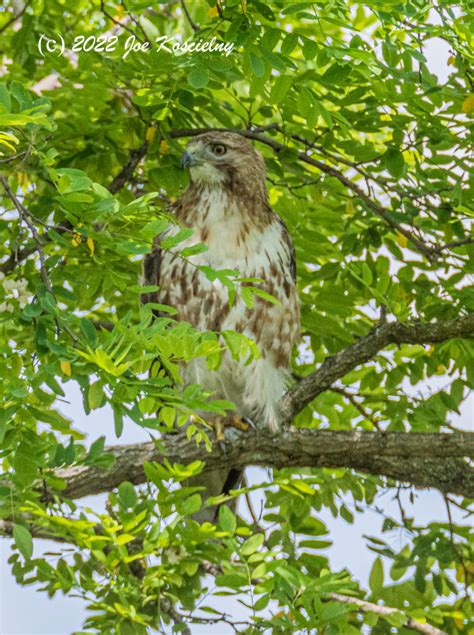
[142,131,300,516]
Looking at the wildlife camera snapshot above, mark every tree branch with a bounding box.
[26,312,466,500]
[328,593,446,635]
[180,0,199,32]
[0,0,31,34]
[282,313,474,420]
[54,428,473,500]
[0,518,67,543]
[108,139,149,194]
[0,175,53,290]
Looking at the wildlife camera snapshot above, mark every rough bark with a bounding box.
[57,429,474,500]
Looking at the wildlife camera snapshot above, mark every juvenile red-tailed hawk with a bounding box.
[142,131,300,515]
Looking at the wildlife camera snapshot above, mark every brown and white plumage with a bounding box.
[142,131,300,434]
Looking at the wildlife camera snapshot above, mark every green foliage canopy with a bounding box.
[0,1,473,633]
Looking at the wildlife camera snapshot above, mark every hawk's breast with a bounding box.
[156,191,299,368]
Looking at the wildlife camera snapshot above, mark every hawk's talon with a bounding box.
[209,413,253,454]
[241,416,256,431]
[228,414,253,432]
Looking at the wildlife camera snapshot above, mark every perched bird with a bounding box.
[142,131,300,519]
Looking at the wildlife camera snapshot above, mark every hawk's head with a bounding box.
[181,132,266,190]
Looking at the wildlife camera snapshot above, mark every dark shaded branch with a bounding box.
[0,220,72,275]
[0,175,52,290]
[329,386,382,431]
[0,0,31,34]
[108,139,148,194]
[434,236,474,252]
[180,0,199,32]
[0,518,67,543]
[99,0,144,42]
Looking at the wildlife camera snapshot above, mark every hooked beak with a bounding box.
[181,150,198,168]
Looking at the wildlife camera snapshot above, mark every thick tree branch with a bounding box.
[55,429,474,500]
[282,313,474,420]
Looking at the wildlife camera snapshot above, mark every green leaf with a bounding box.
[180,243,208,257]
[219,505,237,533]
[80,318,97,346]
[160,228,194,249]
[114,407,124,438]
[281,33,298,56]
[250,52,265,77]
[241,533,264,556]
[369,557,384,595]
[180,493,202,516]
[140,219,169,240]
[270,75,292,104]
[383,148,405,178]
[0,83,12,113]
[118,482,138,509]
[88,381,104,410]
[13,525,33,560]
[188,67,209,89]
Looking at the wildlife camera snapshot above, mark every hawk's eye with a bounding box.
[211,143,227,156]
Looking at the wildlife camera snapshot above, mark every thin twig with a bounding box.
[0,175,52,291]
[100,0,144,42]
[0,0,31,34]
[242,474,266,535]
[108,139,149,194]
[435,236,474,252]
[0,151,29,164]
[330,386,383,431]
[121,0,151,43]
[394,486,410,526]
[180,0,199,32]
[443,495,470,599]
